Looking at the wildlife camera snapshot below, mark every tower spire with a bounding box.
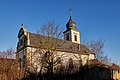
[21,23,24,28]
[66,8,76,30]
[63,9,80,44]
[69,8,72,17]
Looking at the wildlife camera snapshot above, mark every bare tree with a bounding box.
[37,21,63,39]
[83,39,110,62]
[29,21,64,75]
[0,48,20,80]
[25,21,84,79]
[0,48,15,58]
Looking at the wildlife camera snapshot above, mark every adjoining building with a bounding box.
[80,59,120,80]
[0,58,19,80]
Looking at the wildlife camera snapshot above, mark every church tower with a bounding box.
[63,9,80,44]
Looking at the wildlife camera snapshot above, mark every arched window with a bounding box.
[69,58,73,67]
[68,58,74,74]
[74,35,77,41]
[18,58,21,68]
[66,33,69,40]
[23,55,26,67]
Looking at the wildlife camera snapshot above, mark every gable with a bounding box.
[18,27,27,38]
[17,27,27,50]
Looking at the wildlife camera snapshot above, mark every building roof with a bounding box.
[27,32,94,55]
[86,59,120,70]
[110,63,120,70]
[0,58,18,71]
[86,59,108,67]
[0,58,18,65]
[0,58,19,79]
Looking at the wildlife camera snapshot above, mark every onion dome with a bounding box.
[66,16,76,30]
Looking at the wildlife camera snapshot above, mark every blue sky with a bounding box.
[0,0,120,64]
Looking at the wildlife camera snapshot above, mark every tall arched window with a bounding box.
[18,58,22,68]
[74,35,77,41]
[23,55,26,67]
[66,33,69,40]
[68,58,74,74]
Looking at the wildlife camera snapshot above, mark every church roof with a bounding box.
[27,32,94,54]
[66,16,76,30]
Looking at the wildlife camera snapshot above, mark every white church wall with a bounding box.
[26,47,82,72]
[18,46,95,72]
[55,51,80,65]
[81,54,89,65]
[88,54,95,60]
[27,47,48,72]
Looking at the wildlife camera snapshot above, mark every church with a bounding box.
[16,11,95,73]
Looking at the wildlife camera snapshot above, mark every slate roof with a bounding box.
[0,58,18,71]
[0,58,19,79]
[27,32,94,54]
[110,63,120,70]
[86,59,108,67]
[86,59,120,70]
